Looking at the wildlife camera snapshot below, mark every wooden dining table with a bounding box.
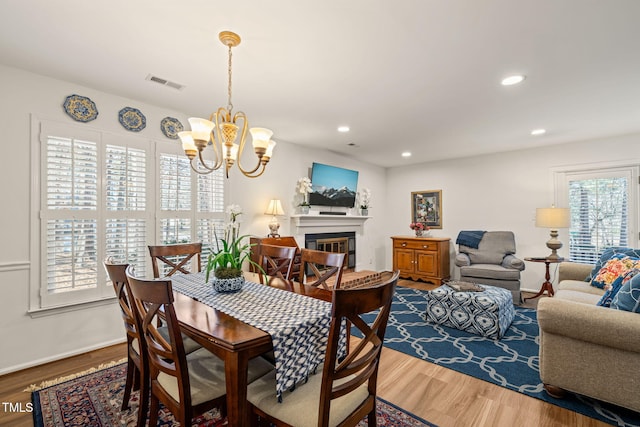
[170,271,332,427]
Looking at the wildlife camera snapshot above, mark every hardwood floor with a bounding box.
[0,279,608,427]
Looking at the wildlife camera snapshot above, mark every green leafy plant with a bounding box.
[205,233,264,282]
[204,204,265,283]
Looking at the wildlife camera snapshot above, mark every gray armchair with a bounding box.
[454,231,525,304]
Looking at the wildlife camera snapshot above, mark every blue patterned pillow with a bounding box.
[596,272,630,307]
[587,247,640,282]
[611,270,640,313]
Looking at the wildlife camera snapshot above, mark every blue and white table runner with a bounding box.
[169,272,345,401]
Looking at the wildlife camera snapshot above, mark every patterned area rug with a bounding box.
[30,362,436,427]
[362,286,640,427]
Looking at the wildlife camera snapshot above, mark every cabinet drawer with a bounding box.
[393,240,437,251]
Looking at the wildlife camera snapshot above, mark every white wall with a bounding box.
[0,64,387,373]
[384,133,640,291]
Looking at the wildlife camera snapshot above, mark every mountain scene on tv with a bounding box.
[309,186,356,207]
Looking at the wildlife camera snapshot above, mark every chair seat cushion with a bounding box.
[158,348,273,406]
[460,264,521,281]
[247,365,369,427]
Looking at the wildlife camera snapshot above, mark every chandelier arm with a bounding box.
[196,150,217,171]
[233,111,262,175]
[244,163,268,178]
[209,132,224,170]
[190,157,214,175]
[236,155,264,175]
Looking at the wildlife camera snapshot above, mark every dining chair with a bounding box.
[298,248,346,290]
[148,242,202,278]
[247,270,400,427]
[125,266,274,426]
[256,244,297,280]
[103,259,148,427]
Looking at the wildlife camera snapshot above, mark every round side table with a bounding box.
[524,257,564,301]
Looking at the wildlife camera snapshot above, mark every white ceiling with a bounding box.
[1,0,640,168]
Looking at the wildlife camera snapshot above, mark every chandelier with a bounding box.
[178,31,275,178]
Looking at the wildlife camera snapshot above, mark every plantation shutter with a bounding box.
[104,144,148,276]
[41,125,103,307]
[196,169,226,265]
[558,166,639,264]
[159,153,192,246]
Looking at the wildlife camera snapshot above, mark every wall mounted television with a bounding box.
[308,162,359,207]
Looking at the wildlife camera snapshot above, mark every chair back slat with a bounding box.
[257,244,297,280]
[104,260,139,341]
[298,248,346,290]
[148,243,202,278]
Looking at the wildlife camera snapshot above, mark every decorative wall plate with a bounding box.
[118,107,146,132]
[63,94,98,122]
[160,116,184,139]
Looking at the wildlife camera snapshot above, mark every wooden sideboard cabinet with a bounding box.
[391,236,451,285]
[250,236,301,279]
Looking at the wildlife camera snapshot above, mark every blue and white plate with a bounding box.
[118,107,146,132]
[63,94,98,122]
[160,116,183,139]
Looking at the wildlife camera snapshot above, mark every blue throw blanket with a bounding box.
[456,230,486,248]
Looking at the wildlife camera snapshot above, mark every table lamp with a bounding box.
[535,206,570,260]
[264,199,285,237]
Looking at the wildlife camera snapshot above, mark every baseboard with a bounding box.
[0,338,125,376]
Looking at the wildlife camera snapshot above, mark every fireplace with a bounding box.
[304,232,356,270]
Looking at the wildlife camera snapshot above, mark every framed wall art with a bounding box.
[411,190,442,229]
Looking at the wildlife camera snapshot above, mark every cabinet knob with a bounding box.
[423,245,428,248]
[401,243,407,247]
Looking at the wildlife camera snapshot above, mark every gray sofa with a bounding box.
[455,231,525,304]
[537,261,640,413]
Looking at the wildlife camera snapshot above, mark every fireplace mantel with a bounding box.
[290,214,370,234]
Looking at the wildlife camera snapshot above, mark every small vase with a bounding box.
[211,275,245,293]
[361,208,368,216]
[300,205,310,214]
[415,229,423,237]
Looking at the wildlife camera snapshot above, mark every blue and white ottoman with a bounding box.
[425,284,514,339]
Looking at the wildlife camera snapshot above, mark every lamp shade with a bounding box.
[535,207,570,229]
[264,199,285,216]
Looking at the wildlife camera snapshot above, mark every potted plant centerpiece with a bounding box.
[205,205,263,292]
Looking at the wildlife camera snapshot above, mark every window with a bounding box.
[156,153,226,276]
[32,120,226,310]
[556,165,639,264]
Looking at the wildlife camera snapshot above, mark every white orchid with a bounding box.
[358,188,372,209]
[296,177,313,206]
[226,204,243,223]
[297,177,313,195]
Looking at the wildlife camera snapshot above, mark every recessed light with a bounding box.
[401,151,412,158]
[531,129,546,136]
[337,126,350,133]
[501,75,526,86]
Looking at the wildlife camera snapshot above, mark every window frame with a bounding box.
[554,161,639,263]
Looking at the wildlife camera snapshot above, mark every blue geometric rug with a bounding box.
[359,286,640,427]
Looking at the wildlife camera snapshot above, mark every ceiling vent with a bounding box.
[145,74,185,91]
